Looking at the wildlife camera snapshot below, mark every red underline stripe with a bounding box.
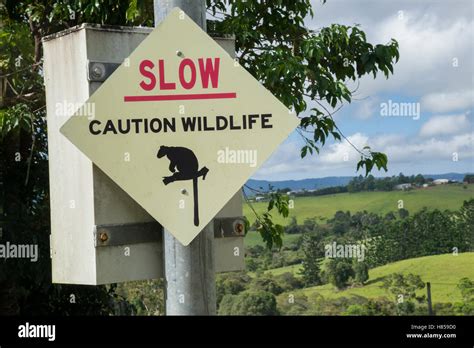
[124,92,237,102]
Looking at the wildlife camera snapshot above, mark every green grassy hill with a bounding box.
[272,253,474,303]
[245,230,301,247]
[244,184,473,247]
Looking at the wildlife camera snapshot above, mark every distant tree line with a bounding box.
[347,173,428,192]
[464,174,474,184]
[293,186,348,197]
[275,172,468,199]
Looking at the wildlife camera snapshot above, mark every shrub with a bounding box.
[326,259,354,289]
[218,290,279,315]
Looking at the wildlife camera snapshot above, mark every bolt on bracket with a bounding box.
[94,217,245,248]
[87,61,121,82]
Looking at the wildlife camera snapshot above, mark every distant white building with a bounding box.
[255,196,266,202]
[395,183,412,190]
[288,190,303,195]
[433,179,449,185]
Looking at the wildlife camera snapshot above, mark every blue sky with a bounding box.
[253,0,473,180]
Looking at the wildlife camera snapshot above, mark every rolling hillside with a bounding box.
[244,184,474,229]
[269,253,474,303]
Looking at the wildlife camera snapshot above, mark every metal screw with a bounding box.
[91,63,105,79]
[99,232,108,242]
[176,50,183,57]
[235,222,245,234]
[181,188,188,195]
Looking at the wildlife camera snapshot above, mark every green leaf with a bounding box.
[301,146,308,158]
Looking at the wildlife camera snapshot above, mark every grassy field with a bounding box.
[272,253,474,303]
[245,231,302,248]
[244,184,473,247]
[264,263,303,276]
[244,184,474,227]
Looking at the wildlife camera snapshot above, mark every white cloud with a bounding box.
[419,113,471,137]
[382,133,473,163]
[309,0,474,98]
[420,90,474,113]
[253,134,367,179]
[252,0,474,180]
[254,130,473,180]
[354,98,378,119]
[359,13,472,97]
[318,133,369,164]
[372,133,405,148]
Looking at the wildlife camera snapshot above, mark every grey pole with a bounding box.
[153,0,216,315]
[154,0,207,30]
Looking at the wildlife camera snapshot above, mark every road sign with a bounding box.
[60,7,299,246]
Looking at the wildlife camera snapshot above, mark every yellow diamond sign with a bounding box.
[60,8,299,246]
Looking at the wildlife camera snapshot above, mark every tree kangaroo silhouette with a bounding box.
[157,145,209,226]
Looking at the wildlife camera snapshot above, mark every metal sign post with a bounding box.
[154,0,215,316]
